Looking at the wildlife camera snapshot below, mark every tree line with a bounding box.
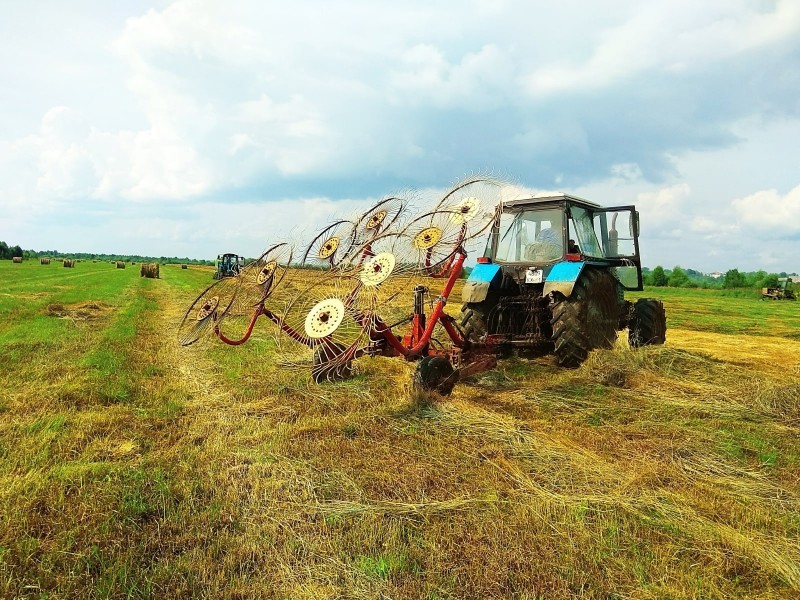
[0,242,23,259]
[643,266,796,289]
[0,241,214,266]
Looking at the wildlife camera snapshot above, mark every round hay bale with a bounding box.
[63,259,75,268]
[12,256,23,263]
[140,263,160,279]
[181,264,188,269]
[40,257,51,265]
[116,261,126,269]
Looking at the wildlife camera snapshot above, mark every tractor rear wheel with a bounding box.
[550,268,620,368]
[413,356,457,395]
[312,343,353,383]
[628,299,666,348]
[460,303,489,343]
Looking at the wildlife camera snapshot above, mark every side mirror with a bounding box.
[631,211,640,238]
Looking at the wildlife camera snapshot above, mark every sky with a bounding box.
[1,0,799,272]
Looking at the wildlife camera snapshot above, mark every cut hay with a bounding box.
[12,256,22,263]
[181,264,188,269]
[40,257,51,265]
[140,263,160,279]
[62,259,75,268]
[115,261,125,269]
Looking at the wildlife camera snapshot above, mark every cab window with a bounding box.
[494,209,563,262]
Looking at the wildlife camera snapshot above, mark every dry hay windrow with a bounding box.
[12,257,22,263]
[62,259,75,268]
[115,261,125,269]
[45,302,111,321]
[140,263,160,279]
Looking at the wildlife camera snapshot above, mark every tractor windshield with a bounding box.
[494,209,563,262]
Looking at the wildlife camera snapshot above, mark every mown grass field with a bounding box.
[1,259,799,599]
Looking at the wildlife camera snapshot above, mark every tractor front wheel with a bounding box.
[550,268,620,368]
[460,303,489,343]
[628,299,667,348]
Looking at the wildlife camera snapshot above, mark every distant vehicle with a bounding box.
[213,253,245,280]
[761,278,796,300]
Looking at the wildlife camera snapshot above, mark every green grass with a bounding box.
[0,259,799,598]
[631,286,800,338]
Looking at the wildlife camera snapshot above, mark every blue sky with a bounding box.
[1,0,799,272]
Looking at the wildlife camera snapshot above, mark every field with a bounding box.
[1,259,799,599]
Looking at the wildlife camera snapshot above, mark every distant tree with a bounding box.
[723,268,747,289]
[10,245,23,258]
[651,266,667,287]
[668,266,690,287]
[0,241,8,259]
[761,274,780,288]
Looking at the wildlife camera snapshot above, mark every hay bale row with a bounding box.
[63,259,75,268]
[140,263,160,279]
[181,264,188,269]
[12,256,23,263]
[40,257,51,265]
[116,261,126,269]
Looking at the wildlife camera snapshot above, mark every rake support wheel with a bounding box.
[550,268,620,368]
[413,356,457,395]
[628,298,667,348]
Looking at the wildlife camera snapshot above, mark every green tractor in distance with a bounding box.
[761,278,796,300]
[460,194,666,367]
[213,253,245,280]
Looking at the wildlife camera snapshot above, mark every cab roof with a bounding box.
[503,193,603,210]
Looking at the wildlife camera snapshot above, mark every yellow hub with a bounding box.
[197,296,219,321]
[413,226,443,250]
[318,237,339,259]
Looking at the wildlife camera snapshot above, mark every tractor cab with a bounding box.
[483,194,644,291]
[213,253,245,280]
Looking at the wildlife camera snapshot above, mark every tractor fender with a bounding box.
[462,263,502,303]
[543,261,586,298]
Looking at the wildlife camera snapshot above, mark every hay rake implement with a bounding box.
[178,177,508,394]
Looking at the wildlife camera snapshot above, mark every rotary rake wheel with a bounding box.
[300,219,358,270]
[433,175,506,249]
[177,276,240,347]
[350,195,409,248]
[277,273,375,383]
[214,243,294,344]
[396,209,470,278]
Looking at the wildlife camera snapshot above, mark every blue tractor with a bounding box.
[213,253,245,280]
[460,194,666,367]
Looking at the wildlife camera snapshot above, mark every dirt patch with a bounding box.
[46,302,112,321]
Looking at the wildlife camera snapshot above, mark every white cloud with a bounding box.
[732,185,800,235]
[388,43,515,110]
[522,0,800,96]
[635,183,691,224]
